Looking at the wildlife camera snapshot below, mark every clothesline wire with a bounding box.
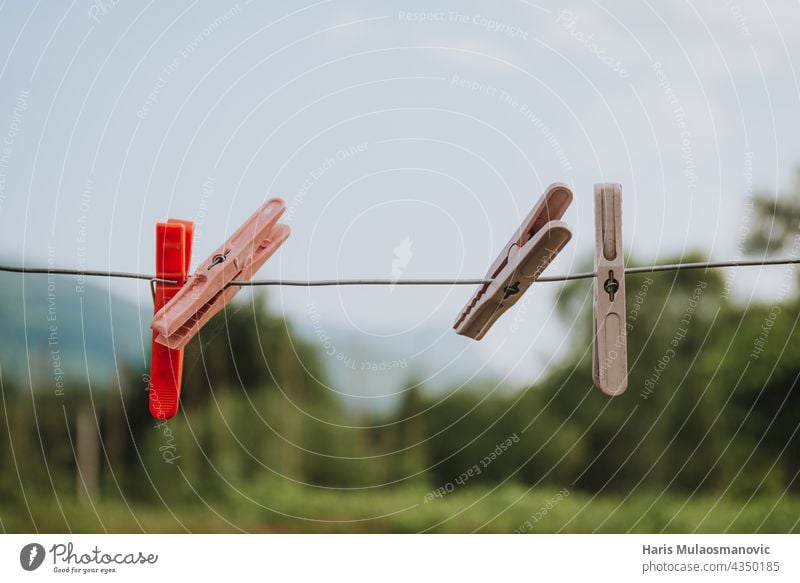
[0,258,798,287]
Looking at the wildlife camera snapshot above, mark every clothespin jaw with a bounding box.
[150,219,193,419]
[454,183,574,340]
[592,183,628,396]
[151,198,290,350]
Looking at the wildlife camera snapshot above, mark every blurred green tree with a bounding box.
[746,169,800,255]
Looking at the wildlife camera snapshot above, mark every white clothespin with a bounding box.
[593,183,627,395]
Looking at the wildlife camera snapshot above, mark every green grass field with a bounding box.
[4,484,798,533]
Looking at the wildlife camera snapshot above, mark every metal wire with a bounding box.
[232,278,495,286]
[232,258,800,286]
[0,264,174,283]
[1,258,798,287]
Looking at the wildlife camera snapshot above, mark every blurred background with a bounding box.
[0,0,799,532]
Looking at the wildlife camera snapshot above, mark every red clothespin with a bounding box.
[150,219,193,419]
[151,198,290,351]
[454,183,573,339]
[593,183,627,395]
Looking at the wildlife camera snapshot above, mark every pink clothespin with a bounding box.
[151,198,290,351]
[454,183,573,339]
[593,183,627,395]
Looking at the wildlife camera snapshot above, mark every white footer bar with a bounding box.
[1,534,797,582]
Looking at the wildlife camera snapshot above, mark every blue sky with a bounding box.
[1,0,798,386]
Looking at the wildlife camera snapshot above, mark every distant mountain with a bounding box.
[0,270,150,391]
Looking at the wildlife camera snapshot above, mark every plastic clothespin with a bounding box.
[151,198,290,351]
[150,219,194,419]
[454,183,573,339]
[592,183,627,396]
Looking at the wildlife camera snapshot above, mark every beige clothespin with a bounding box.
[592,183,627,395]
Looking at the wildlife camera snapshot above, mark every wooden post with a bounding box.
[76,406,99,501]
